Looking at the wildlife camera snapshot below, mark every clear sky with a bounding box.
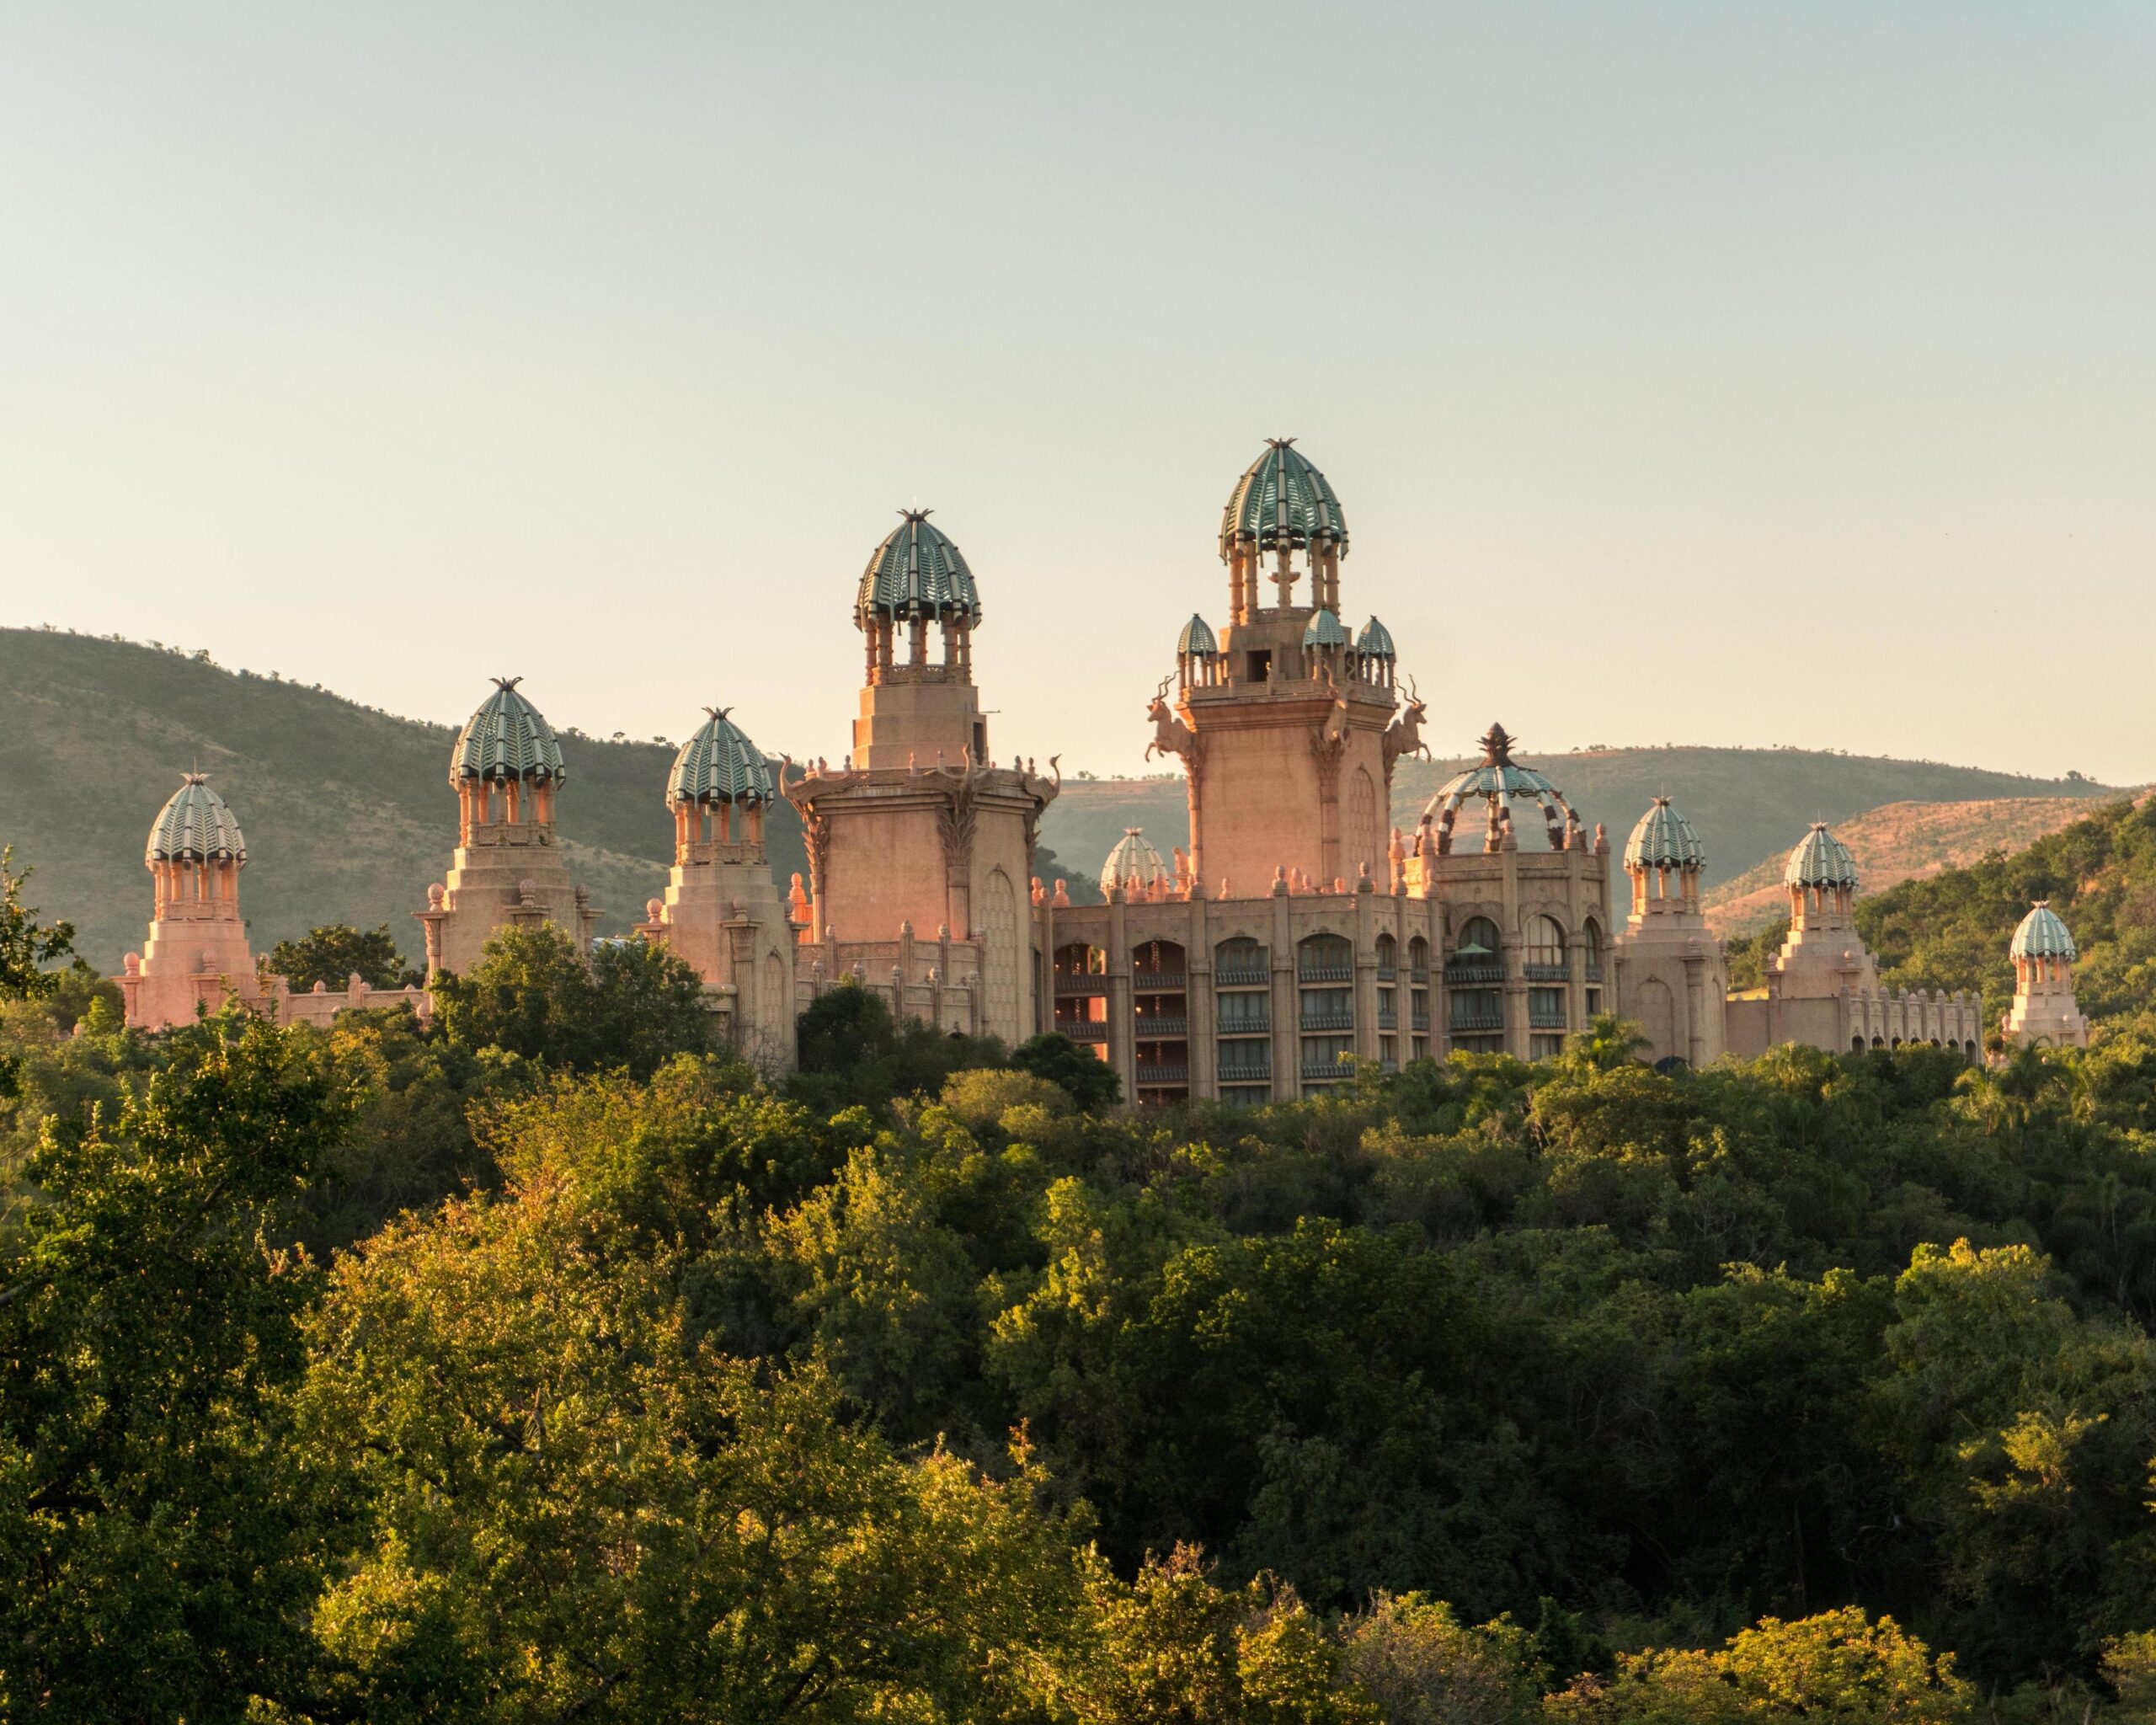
[3,4,2151,782]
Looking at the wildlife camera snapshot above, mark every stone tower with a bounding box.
[417,677,596,979]
[1610,796,1727,1065]
[1152,441,1420,895]
[635,705,798,1071]
[2001,901,2089,1051]
[120,774,264,1029]
[787,510,1056,1048]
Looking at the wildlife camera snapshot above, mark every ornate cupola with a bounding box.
[1421,724,1584,856]
[121,774,264,1029]
[1176,614,1219,689]
[667,707,775,857]
[1219,437,1348,622]
[1622,796,1705,916]
[419,677,594,980]
[451,676,566,842]
[1100,828,1169,899]
[857,509,982,686]
[2002,901,2089,1051]
[1355,617,1397,690]
[1785,823,1860,928]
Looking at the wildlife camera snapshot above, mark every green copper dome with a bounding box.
[1302,608,1350,649]
[1428,723,1560,809]
[1356,617,1396,660]
[1219,438,1348,562]
[147,774,246,866]
[1177,613,1219,658]
[1624,798,1704,872]
[1785,823,1858,889]
[856,510,982,629]
[668,707,774,807]
[1101,828,1168,895]
[2011,901,2077,960]
[452,678,565,784]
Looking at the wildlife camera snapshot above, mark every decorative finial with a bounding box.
[1265,435,1299,450]
[493,676,523,691]
[703,706,734,720]
[1478,723,1516,766]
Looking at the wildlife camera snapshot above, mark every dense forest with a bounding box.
[11,805,2156,1721]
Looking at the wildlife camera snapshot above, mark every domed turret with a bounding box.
[2011,901,2077,961]
[1356,617,1396,660]
[1422,724,1580,855]
[1301,608,1350,649]
[452,677,564,785]
[856,509,981,628]
[1100,828,1168,898]
[1624,798,1704,873]
[1785,823,1858,890]
[668,707,774,808]
[1219,438,1348,621]
[1177,613,1219,658]
[147,773,246,865]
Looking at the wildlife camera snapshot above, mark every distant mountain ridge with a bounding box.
[0,627,2121,969]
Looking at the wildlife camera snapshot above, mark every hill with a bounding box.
[1038,741,2116,895]
[1703,796,2100,935]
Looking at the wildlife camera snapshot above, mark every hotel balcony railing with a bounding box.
[1054,1019,1108,1042]
[1214,961,1270,987]
[1299,1007,1354,1033]
[1377,1007,1397,1030]
[1376,961,1398,982]
[1132,969,1186,992]
[1445,959,1504,985]
[1523,963,1569,983]
[1054,975,1107,995]
[1411,1009,1431,1032]
[1449,1006,1505,1033]
[1300,1060,1352,1082]
[1529,1007,1568,1030]
[1134,1016,1189,1039]
[1585,960,1604,982]
[1135,1062,1190,1087]
[1219,1060,1272,1084]
[1297,960,1354,984]
[1409,964,1430,983]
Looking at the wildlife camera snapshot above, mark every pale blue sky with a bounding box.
[3,4,2151,780]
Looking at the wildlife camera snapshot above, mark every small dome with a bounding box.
[1302,608,1350,649]
[856,509,981,630]
[2011,901,2077,961]
[668,707,774,808]
[1100,828,1168,896]
[147,774,246,866]
[1624,798,1705,872]
[1785,823,1859,889]
[1357,617,1396,659]
[453,678,564,784]
[1427,722,1560,810]
[1219,438,1348,562]
[1177,613,1219,658]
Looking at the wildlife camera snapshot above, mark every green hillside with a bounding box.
[1040,742,2116,894]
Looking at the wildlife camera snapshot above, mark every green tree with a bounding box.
[0,1013,351,1721]
[267,921,422,991]
[0,846,72,1003]
[1011,1030,1124,1112]
[431,923,712,1076]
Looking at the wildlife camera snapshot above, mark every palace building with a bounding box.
[115,437,2020,1080]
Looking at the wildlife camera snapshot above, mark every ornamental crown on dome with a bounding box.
[2010,900,2078,961]
[452,677,565,785]
[1623,797,1705,873]
[855,509,982,630]
[1426,723,1566,813]
[1784,822,1859,889]
[1219,438,1348,562]
[147,772,247,866]
[668,706,775,808]
[1099,828,1168,896]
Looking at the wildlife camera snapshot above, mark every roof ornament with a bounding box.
[494,676,522,692]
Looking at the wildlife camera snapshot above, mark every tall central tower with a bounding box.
[1155,441,1409,895]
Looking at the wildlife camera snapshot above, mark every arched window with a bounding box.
[1525,915,1565,974]
[1374,933,1397,980]
[1215,937,1268,987]
[1298,932,1353,983]
[1350,766,1379,865]
[1582,918,1604,982]
[1407,935,1430,982]
[983,869,1018,1034]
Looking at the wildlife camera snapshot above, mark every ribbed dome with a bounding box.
[1219,438,1348,561]
[2011,901,2077,960]
[1426,723,1559,811]
[147,774,246,866]
[452,678,565,784]
[667,707,774,808]
[1785,823,1859,889]
[1177,613,1219,658]
[1357,617,1396,659]
[856,510,982,629]
[1302,608,1350,649]
[1624,798,1704,872]
[1100,828,1168,895]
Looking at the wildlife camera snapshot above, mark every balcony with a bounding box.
[1377,1007,1397,1030]
[1299,1007,1354,1033]
[1411,1009,1431,1032]
[1134,1015,1188,1039]
[1300,1061,1352,1082]
[1219,1060,1272,1084]
[1445,959,1503,985]
[1297,960,1353,984]
[1449,1005,1504,1033]
[1055,975,1107,996]
[1523,963,1569,983]
[1376,962,1397,983]
[1133,969,1186,992]
[1055,1019,1108,1042]
[1409,964,1430,984]
[1135,1061,1190,1087]
[1215,962,1270,987]
[1585,960,1604,983]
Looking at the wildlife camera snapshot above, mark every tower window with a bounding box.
[1245,649,1272,683]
